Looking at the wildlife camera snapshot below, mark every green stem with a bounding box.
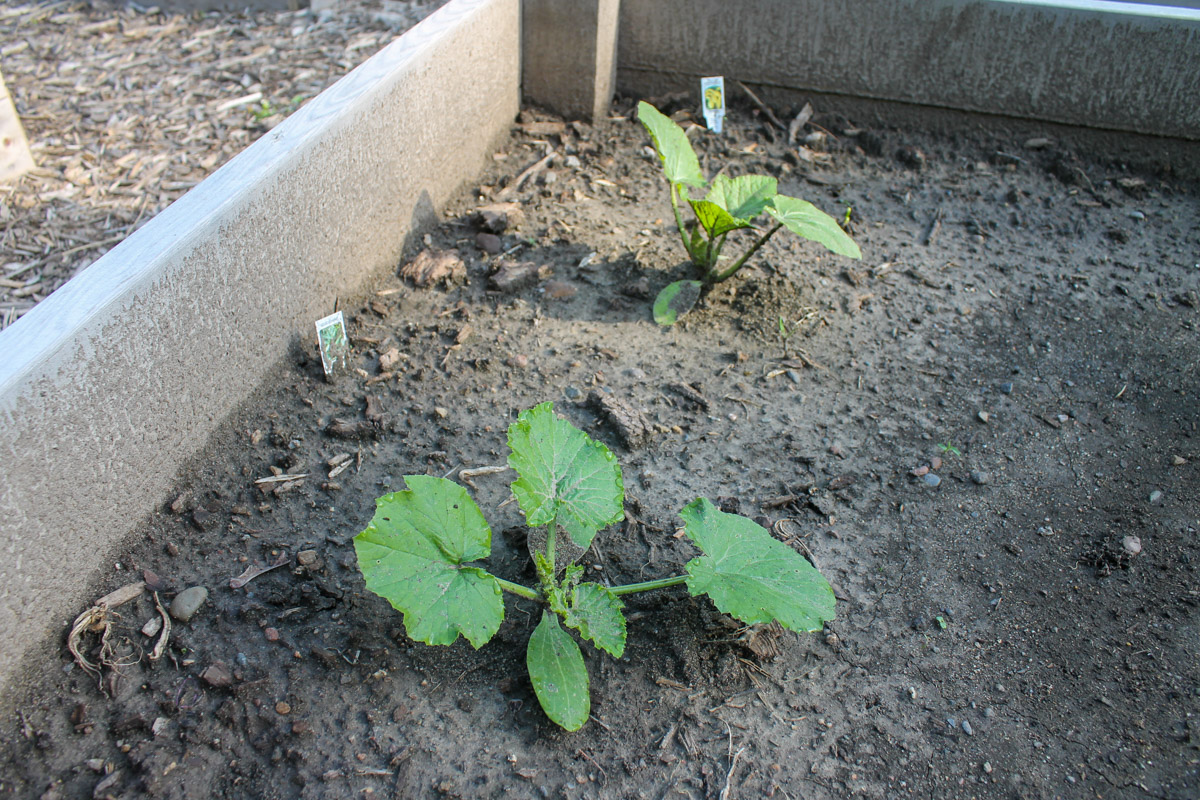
[608,574,689,597]
[496,578,541,601]
[545,515,557,573]
[670,184,698,263]
[711,222,783,283]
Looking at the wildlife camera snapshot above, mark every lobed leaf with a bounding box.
[706,174,777,220]
[766,195,862,259]
[565,582,627,658]
[688,199,752,239]
[527,611,590,730]
[681,498,836,633]
[508,403,624,550]
[637,101,706,189]
[354,476,503,649]
[652,280,703,326]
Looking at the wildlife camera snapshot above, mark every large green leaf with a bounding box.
[681,498,836,633]
[766,195,862,259]
[706,174,777,220]
[637,101,706,189]
[354,476,503,648]
[565,582,626,658]
[527,611,590,730]
[688,199,752,239]
[653,280,703,325]
[508,403,624,550]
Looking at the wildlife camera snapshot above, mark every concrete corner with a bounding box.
[522,0,619,120]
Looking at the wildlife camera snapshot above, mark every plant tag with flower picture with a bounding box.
[700,76,725,133]
[315,310,349,379]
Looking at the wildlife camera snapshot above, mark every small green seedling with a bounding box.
[354,402,836,730]
[936,442,962,457]
[251,95,305,122]
[637,101,862,324]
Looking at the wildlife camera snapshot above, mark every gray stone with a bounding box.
[923,473,942,487]
[970,470,990,485]
[962,719,975,735]
[1149,489,1163,503]
[170,586,209,622]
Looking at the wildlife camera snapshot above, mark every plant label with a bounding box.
[315,310,349,379]
[700,76,725,134]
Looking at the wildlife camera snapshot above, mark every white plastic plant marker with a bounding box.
[700,76,725,134]
[315,310,349,379]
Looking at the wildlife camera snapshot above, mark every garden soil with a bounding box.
[2,97,1198,800]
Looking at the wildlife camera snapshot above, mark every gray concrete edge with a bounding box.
[617,0,1200,141]
[0,0,518,693]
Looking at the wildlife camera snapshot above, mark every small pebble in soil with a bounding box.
[169,586,208,622]
[983,762,993,774]
[983,707,995,718]
[1128,210,1145,220]
[922,473,941,487]
[1122,536,1142,556]
[998,382,1014,394]
[264,627,281,642]
[970,470,990,485]
[1149,489,1163,503]
[275,701,291,715]
[623,367,645,380]
[201,662,234,688]
[962,720,974,735]
[977,411,990,423]
[475,232,502,254]
[543,280,576,299]
[297,549,318,566]
[1173,455,1187,465]
[564,386,581,400]
[910,616,926,631]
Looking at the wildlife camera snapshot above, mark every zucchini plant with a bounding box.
[637,101,862,324]
[354,402,835,730]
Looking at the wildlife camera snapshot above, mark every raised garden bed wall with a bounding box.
[616,0,1200,142]
[0,0,518,696]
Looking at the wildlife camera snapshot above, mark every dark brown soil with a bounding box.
[2,97,1198,800]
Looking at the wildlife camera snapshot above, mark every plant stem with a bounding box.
[670,184,696,262]
[545,516,557,573]
[496,578,542,601]
[711,222,783,283]
[608,574,689,597]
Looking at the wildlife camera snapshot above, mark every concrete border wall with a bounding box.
[616,0,1200,140]
[0,0,519,692]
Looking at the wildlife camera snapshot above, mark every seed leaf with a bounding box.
[508,402,624,550]
[681,498,836,633]
[765,195,862,259]
[653,280,703,325]
[527,611,590,730]
[706,174,777,220]
[637,101,706,189]
[354,476,503,648]
[689,199,753,239]
[565,582,626,658]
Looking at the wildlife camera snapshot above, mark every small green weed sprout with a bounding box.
[637,101,862,324]
[354,402,836,730]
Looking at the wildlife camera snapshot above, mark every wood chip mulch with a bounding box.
[0,0,444,330]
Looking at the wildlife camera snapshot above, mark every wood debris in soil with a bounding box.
[0,0,444,330]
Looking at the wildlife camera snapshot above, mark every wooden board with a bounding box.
[0,69,34,183]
